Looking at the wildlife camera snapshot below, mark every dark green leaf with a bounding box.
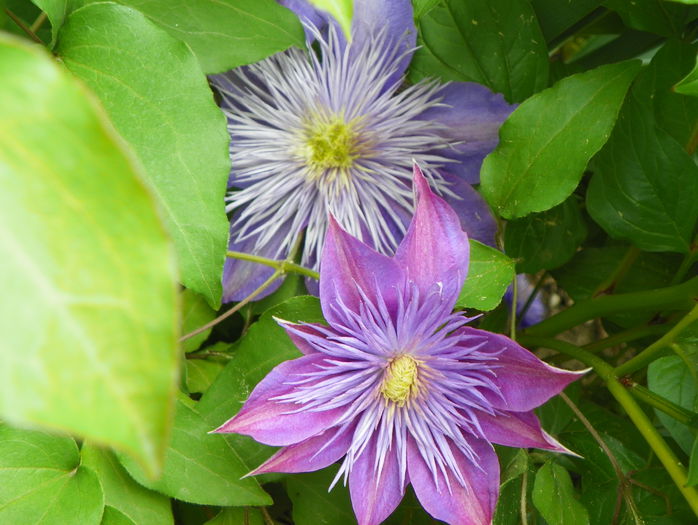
[456,240,515,311]
[676,54,698,97]
[185,355,226,395]
[286,466,356,525]
[0,33,178,476]
[532,461,590,525]
[505,196,587,273]
[81,443,173,525]
[531,0,602,43]
[409,0,548,102]
[587,93,698,254]
[480,60,641,219]
[603,0,692,36]
[205,508,265,525]
[0,425,104,525]
[112,0,304,73]
[120,394,272,506]
[57,2,230,307]
[688,437,698,486]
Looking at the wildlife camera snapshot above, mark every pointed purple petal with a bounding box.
[394,164,470,305]
[276,320,328,355]
[215,355,343,446]
[458,327,586,412]
[407,435,498,525]
[349,437,406,525]
[320,216,404,325]
[352,0,416,87]
[250,424,354,475]
[421,82,515,184]
[440,170,497,246]
[476,410,572,453]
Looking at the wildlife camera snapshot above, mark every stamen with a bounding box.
[381,354,420,406]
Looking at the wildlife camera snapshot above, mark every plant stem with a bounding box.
[524,276,698,338]
[510,275,518,341]
[626,380,698,429]
[518,272,545,323]
[227,250,320,280]
[671,237,697,286]
[522,336,698,517]
[30,11,47,32]
[615,304,698,376]
[582,323,670,353]
[4,9,43,43]
[179,270,282,342]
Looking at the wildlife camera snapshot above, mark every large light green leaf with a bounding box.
[81,443,173,525]
[309,0,353,38]
[113,0,304,73]
[456,240,515,311]
[0,34,178,476]
[0,425,104,525]
[410,0,548,102]
[532,462,590,525]
[57,2,229,307]
[119,395,272,506]
[480,61,641,219]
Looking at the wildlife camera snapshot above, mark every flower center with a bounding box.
[381,355,420,406]
[304,117,358,173]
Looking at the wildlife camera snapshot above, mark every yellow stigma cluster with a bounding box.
[381,355,420,406]
[303,116,359,178]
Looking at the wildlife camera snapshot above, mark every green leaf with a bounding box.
[0,33,178,476]
[504,196,587,273]
[409,0,548,102]
[532,461,590,525]
[119,394,272,506]
[185,356,226,394]
[0,425,104,525]
[57,2,230,307]
[205,508,265,525]
[480,60,641,219]
[676,54,698,97]
[688,437,698,486]
[603,0,691,36]
[286,466,356,525]
[112,0,304,73]
[648,336,698,454]
[181,289,217,353]
[29,0,67,44]
[103,507,136,525]
[308,0,352,38]
[456,240,515,311]
[196,297,324,476]
[531,0,602,43]
[81,443,174,525]
[587,92,698,254]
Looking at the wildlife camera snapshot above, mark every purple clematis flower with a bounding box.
[210,0,514,302]
[215,166,584,525]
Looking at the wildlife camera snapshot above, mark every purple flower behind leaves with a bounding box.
[215,165,584,525]
[210,0,514,302]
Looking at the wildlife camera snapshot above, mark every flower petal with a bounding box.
[440,170,497,246]
[421,82,515,184]
[320,215,404,325]
[214,355,343,446]
[349,436,407,525]
[476,410,572,454]
[394,164,470,306]
[407,435,498,525]
[458,327,585,412]
[250,424,354,475]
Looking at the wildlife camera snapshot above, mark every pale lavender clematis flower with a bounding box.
[215,166,584,525]
[210,0,514,302]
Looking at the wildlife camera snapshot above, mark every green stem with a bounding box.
[510,275,518,341]
[522,336,698,517]
[671,237,698,286]
[524,276,698,338]
[179,270,282,342]
[227,250,320,280]
[30,11,47,33]
[582,323,671,353]
[518,272,545,323]
[627,381,698,429]
[4,8,43,43]
[607,379,698,517]
[615,304,698,376]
